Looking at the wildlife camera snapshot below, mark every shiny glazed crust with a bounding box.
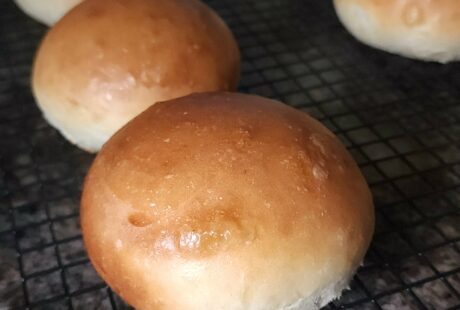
[334,0,460,63]
[32,0,240,152]
[81,92,374,310]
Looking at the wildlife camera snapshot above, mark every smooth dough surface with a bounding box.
[81,92,374,310]
[32,0,240,152]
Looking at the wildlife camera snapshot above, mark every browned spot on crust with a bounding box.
[129,212,154,227]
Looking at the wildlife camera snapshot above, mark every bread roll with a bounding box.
[32,0,240,152]
[15,0,82,26]
[333,0,460,63]
[81,92,374,310]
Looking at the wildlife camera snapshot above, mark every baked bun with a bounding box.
[32,0,240,152]
[81,92,374,310]
[333,0,460,63]
[15,0,82,26]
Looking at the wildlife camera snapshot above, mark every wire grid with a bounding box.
[0,0,459,309]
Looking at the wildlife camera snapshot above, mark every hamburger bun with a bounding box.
[32,0,240,152]
[81,92,374,310]
[334,0,460,63]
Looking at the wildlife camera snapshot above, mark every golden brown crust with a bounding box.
[32,0,240,152]
[81,93,374,310]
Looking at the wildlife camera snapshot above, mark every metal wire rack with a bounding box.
[1,0,459,309]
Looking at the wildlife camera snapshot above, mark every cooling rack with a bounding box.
[0,0,459,309]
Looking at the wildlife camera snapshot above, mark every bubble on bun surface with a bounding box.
[333,0,460,63]
[32,0,240,152]
[15,0,82,26]
[81,92,374,310]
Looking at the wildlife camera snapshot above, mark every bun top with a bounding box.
[81,92,374,310]
[334,0,460,62]
[32,0,240,152]
[336,0,460,33]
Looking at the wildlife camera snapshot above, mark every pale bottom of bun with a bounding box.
[279,273,353,310]
[42,110,106,153]
[91,249,358,310]
[335,2,460,63]
[37,98,108,153]
[15,0,82,26]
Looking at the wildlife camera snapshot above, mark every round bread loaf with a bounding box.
[15,0,82,26]
[81,92,374,310]
[333,0,460,63]
[32,0,240,152]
